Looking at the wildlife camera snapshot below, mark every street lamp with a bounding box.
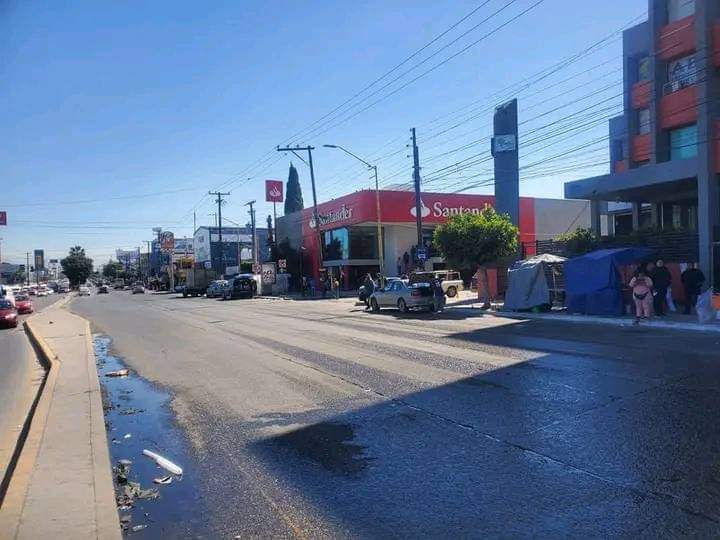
[323,144,384,276]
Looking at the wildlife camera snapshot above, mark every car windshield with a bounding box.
[0,300,13,309]
[15,295,29,301]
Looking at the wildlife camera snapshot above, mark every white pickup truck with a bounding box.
[409,270,464,297]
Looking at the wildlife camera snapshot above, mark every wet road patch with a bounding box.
[94,335,209,537]
[272,421,373,477]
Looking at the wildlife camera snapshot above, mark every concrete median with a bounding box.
[0,303,120,540]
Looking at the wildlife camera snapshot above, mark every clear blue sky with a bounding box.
[0,0,645,265]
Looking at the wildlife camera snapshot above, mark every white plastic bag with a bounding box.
[666,287,677,313]
[696,289,717,324]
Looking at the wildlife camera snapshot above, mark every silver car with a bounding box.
[369,280,434,313]
[206,280,228,298]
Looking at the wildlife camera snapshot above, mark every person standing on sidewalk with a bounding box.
[650,259,672,316]
[629,269,653,324]
[432,277,445,313]
[681,263,705,315]
[363,273,375,310]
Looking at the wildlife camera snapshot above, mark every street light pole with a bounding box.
[277,145,323,277]
[323,144,384,276]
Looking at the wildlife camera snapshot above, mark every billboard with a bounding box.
[116,249,140,266]
[0,211,6,225]
[160,231,175,252]
[265,180,284,203]
[34,249,45,271]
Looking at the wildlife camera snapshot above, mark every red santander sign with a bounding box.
[0,211,6,226]
[265,180,283,203]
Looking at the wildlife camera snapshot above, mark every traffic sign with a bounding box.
[261,262,276,285]
[416,247,428,263]
[278,259,287,271]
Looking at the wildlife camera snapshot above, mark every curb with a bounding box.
[0,317,60,528]
[447,305,720,334]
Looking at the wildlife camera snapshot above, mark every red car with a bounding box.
[14,294,34,314]
[0,299,18,328]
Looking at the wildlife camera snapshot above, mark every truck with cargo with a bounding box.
[182,268,217,297]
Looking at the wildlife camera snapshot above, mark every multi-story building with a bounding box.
[193,225,270,273]
[565,0,720,290]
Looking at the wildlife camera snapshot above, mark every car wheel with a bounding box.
[398,298,407,313]
[446,286,457,298]
[182,291,188,298]
[370,298,380,312]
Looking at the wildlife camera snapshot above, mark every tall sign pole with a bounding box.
[492,99,520,226]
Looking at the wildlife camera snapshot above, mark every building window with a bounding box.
[668,0,694,23]
[323,228,349,260]
[669,124,698,159]
[637,56,650,81]
[638,109,651,134]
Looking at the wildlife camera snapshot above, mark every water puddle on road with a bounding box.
[94,335,210,537]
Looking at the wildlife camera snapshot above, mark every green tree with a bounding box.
[433,208,518,306]
[102,260,126,280]
[60,246,94,288]
[284,163,304,214]
[556,227,598,256]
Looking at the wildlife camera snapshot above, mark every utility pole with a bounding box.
[193,211,197,234]
[208,191,230,275]
[412,127,423,250]
[277,145,323,276]
[26,252,30,286]
[245,200,257,265]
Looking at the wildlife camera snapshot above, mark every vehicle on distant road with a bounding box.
[206,280,228,298]
[14,294,34,314]
[369,280,434,313]
[98,285,110,294]
[132,282,145,294]
[223,274,257,300]
[113,280,125,290]
[183,268,217,297]
[37,286,50,297]
[0,299,18,328]
[78,286,91,296]
[410,270,464,298]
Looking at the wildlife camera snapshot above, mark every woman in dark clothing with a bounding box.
[681,263,705,315]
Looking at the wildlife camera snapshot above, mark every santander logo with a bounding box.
[409,200,492,218]
[409,199,431,218]
[309,204,354,229]
[268,186,281,198]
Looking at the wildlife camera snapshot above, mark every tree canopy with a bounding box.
[433,208,519,270]
[102,260,126,279]
[284,163,304,214]
[61,246,93,288]
[556,227,598,256]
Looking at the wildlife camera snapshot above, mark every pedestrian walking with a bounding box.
[363,273,376,310]
[629,268,653,324]
[432,277,445,313]
[681,262,705,315]
[650,259,672,316]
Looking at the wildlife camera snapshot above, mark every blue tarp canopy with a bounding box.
[565,247,656,315]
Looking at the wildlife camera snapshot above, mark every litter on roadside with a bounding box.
[105,369,130,377]
[123,433,132,439]
[153,475,173,485]
[142,449,183,476]
[131,524,148,532]
[120,408,144,415]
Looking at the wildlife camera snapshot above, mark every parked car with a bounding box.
[223,274,257,300]
[206,280,228,298]
[98,285,110,294]
[0,299,18,328]
[358,277,402,302]
[78,286,91,296]
[37,287,50,297]
[132,282,145,294]
[410,270,464,297]
[369,280,434,312]
[14,294,34,314]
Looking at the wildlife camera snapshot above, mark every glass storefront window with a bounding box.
[323,228,349,260]
[669,124,698,160]
[349,227,377,259]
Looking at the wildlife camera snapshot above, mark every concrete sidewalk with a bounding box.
[0,305,120,539]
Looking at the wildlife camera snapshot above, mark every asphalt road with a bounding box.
[0,294,62,479]
[71,291,720,538]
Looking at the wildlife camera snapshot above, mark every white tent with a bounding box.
[504,254,566,311]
